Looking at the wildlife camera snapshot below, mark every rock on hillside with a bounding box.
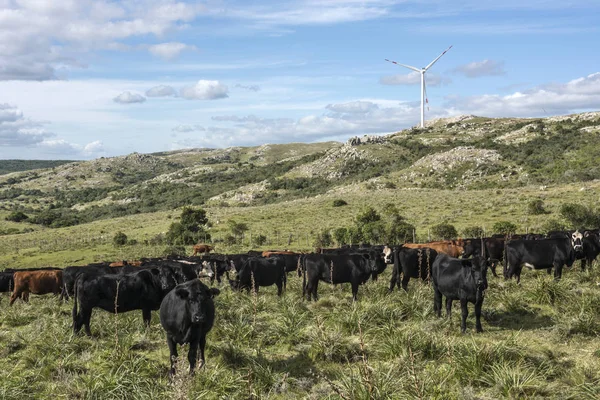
[288,143,374,179]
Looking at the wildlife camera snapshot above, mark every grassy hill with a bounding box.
[1,112,600,398]
[0,159,76,176]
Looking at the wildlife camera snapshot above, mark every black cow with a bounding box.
[227,254,252,273]
[432,254,488,333]
[160,280,220,376]
[63,264,113,300]
[384,246,439,291]
[300,251,386,301]
[580,232,600,271]
[228,257,287,296]
[504,231,583,282]
[72,267,179,336]
[0,271,15,294]
[461,238,505,277]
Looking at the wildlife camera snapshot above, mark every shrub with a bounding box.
[333,227,348,246]
[5,211,29,222]
[355,206,381,227]
[314,229,332,248]
[431,223,458,240]
[228,220,249,236]
[493,221,518,236]
[386,221,415,244]
[462,226,485,238]
[162,245,186,257]
[224,235,238,246]
[332,199,347,207]
[540,219,567,234]
[361,221,386,244]
[560,203,600,228]
[166,207,210,245]
[527,199,548,215]
[113,231,128,247]
[252,234,267,247]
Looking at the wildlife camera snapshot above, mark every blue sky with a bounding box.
[0,0,599,159]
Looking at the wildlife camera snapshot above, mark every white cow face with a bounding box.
[383,246,393,264]
[572,230,583,252]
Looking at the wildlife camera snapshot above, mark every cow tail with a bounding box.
[418,249,423,280]
[394,249,401,285]
[72,276,79,324]
[426,248,431,283]
[301,256,307,297]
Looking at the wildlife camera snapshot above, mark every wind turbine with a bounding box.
[385,45,452,128]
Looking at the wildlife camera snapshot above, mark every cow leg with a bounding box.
[460,298,469,333]
[167,336,178,377]
[198,333,207,369]
[445,298,453,318]
[388,267,399,292]
[475,300,483,333]
[142,308,152,327]
[22,290,29,303]
[433,285,442,318]
[546,267,552,275]
[83,309,92,336]
[580,259,587,272]
[276,280,283,296]
[351,281,359,302]
[311,280,319,302]
[490,261,498,278]
[554,263,563,281]
[401,275,410,292]
[9,289,20,306]
[188,337,200,375]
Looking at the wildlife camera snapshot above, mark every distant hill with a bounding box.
[0,159,76,176]
[1,111,599,229]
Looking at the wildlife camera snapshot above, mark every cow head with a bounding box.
[383,246,393,264]
[470,256,488,291]
[153,267,178,292]
[198,261,215,279]
[572,230,583,252]
[175,284,220,324]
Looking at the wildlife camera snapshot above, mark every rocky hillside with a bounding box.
[1,111,599,230]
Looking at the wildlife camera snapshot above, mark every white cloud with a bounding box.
[172,124,205,133]
[113,91,146,104]
[0,1,205,81]
[452,59,506,78]
[180,80,229,100]
[148,42,196,60]
[0,103,54,146]
[379,72,449,86]
[83,140,104,154]
[146,85,177,97]
[326,101,379,114]
[234,84,261,92]
[445,72,600,116]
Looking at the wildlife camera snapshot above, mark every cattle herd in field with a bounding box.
[0,227,599,375]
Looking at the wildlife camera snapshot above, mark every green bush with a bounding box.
[493,221,518,236]
[252,234,267,247]
[113,231,128,247]
[162,245,186,257]
[166,207,210,245]
[333,227,348,246]
[355,206,381,227]
[332,199,348,207]
[228,220,249,236]
[560,203,600,228]
[5,211,29,222]
[527,199,548,215]
[462,226,485,238]
[314,229,332,248]
[430,223,458,240]
[540,219,567,234]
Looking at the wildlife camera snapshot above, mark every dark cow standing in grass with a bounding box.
[72,267,179,336]
[432,254,488,333]
[384,245,439,291]
[580,232,600,270]
[461,237,506,277]
[504,231,583,282]
[10,270,63,305]
[228,257,287,296]
[300,251,386,301]
[160,280,220,376]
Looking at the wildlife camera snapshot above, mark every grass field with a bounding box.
[1,256,599,399]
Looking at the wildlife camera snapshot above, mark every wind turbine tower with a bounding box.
[385,45,452,128]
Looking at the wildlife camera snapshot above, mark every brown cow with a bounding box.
[9,270,63,305]
[109,260,142,267]
[192,244,214,256]
[262,250,299,257]
[403,240,464,258]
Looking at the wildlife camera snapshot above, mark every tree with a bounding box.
[560,203,600,228]
[431,223,458,240]
[113,231,128,247]
[462,226,485,238]
[166,207,210,245]
[180,207,208,232]
[355,206,381,227]
[386,221,415,244]
[333,227,348,246]
[527,199,548,215]
[228,220,249,236]
[492,221,518,236]
[361,221,386,244]
[253,234,267,247]
[314,229,332,248]
[540,219,567,234]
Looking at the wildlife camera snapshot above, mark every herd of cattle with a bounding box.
[0,228,598,374]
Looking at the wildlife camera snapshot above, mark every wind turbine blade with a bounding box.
[424,45,453,71]
[385,59,421,72]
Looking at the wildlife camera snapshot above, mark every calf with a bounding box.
[228,257,287,296]
[10,270,63,305]
[384,246,439,291]
[159,280,220,376]
[580,232,600,271]
[504,232,582,282]
[432,254,488,333]
[72,267,178,336]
